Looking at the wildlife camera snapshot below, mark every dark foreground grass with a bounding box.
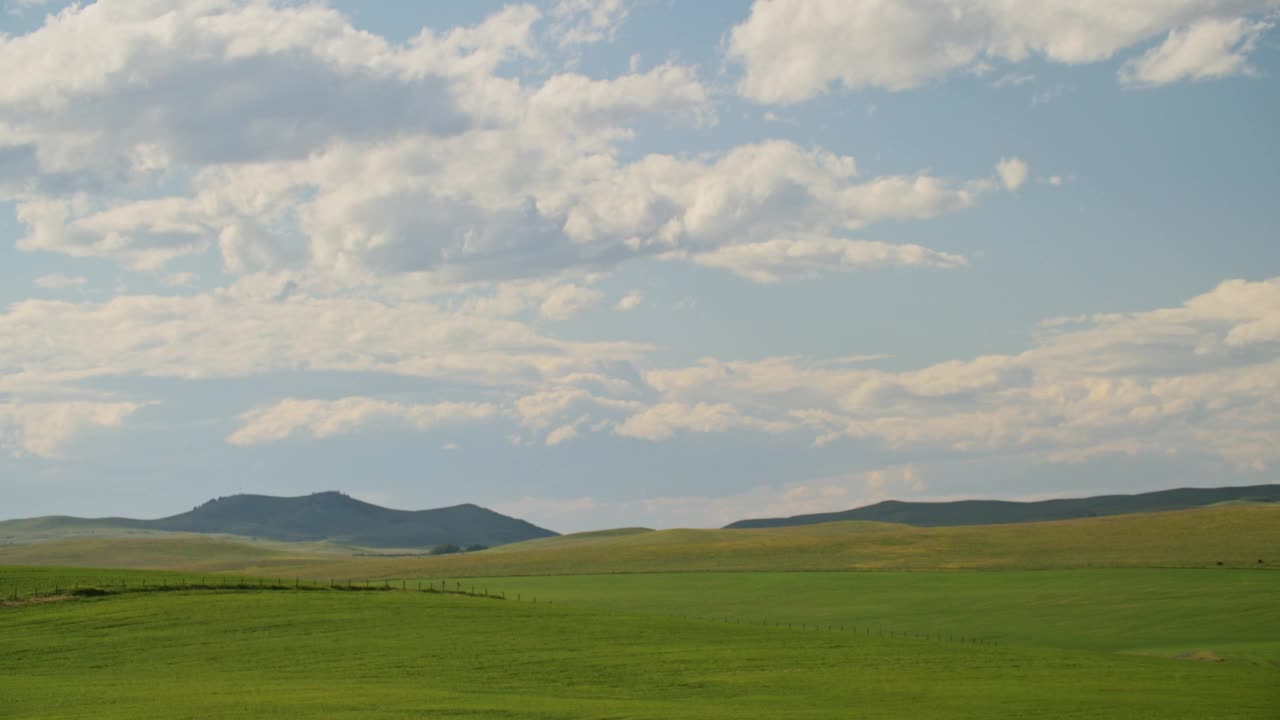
[0,565,467,601]
[2,589,1277,719]
[459,569,1280,665]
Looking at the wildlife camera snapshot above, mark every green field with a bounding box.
[3,506,1278,718]
[445,569,1280,664]
[1,573,1276,719]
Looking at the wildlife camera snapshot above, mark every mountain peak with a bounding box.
[149,492,557,548]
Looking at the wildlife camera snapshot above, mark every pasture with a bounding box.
[1,504,1275,578]
[3,506,1277,717]
[449,569,1280,664]
[1,572,1276,719]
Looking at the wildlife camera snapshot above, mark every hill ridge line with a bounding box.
[724,484,1280,529]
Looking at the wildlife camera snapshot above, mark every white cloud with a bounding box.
[549,0,630,49]
[0,283,649,390]
[11,273,1276,469]
[0,401,144,458]
[545,420,582,446]
[514,384,641,444]
[1119,16,1273,87]
[615,402,793,441]
[0,2,1002,289]
[996,157,1030,191]
[691,236,966,283]
[728,0,1280,103]
[539,284,604,320]
[34,273,87,289]
[227,397,502,446]
[615,291,643,312]
[632,278,1280,470]
[161,272,198,288]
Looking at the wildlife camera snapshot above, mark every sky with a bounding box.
[1,0,1278,532]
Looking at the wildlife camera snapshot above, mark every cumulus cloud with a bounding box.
[728,0,1279,103]
[548,0,630,48]
[615,402,793,441]
[545,420,583,446]
[0,2,997,288]
[1119,16,1274,87]
[34,273,87,289]
[631,278,1280,470]
[996,157,1030,191]
[0,401,144,458]
[615,291,644,312]
[0,284,649,389]
[9,270,1277,469]
[691,236,966,283]
[539,284,605,320]
[227,397,502,446]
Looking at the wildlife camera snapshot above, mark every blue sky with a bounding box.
[1,0,1278,531]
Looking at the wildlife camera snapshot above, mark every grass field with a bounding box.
[1,575,1276,719]
[3,506,1278,718]
[1,504,1275,579]
[444,569,1280,664]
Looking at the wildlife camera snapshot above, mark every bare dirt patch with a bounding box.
[1171,650,1225,662]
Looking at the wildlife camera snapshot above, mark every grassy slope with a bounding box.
[451,570,1280,664]
[727,485,1280,528]
[2,586,1276,719]
[0,534,344,570]
[7,565,1275,663]
[1,505,1275,579]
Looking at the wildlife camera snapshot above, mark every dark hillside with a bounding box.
[725,484,1280,529]
[2,492,557,549]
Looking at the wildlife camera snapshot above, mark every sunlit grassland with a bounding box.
[2,583,1276,719]
[447,569,1280,664]
[2,504,1272,580]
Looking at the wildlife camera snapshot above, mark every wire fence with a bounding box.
[0,574,999,646]
[0,576,506,602]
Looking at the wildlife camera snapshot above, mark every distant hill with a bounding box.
[725,484,1280,529]
[2,504,1277,574]
[0,492,557,549]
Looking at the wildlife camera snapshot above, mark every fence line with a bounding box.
[0,575,999,646]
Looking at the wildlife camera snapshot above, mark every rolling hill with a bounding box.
[725,484,1280,529]
[4,504,1275,577]
[0,492,556,549]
